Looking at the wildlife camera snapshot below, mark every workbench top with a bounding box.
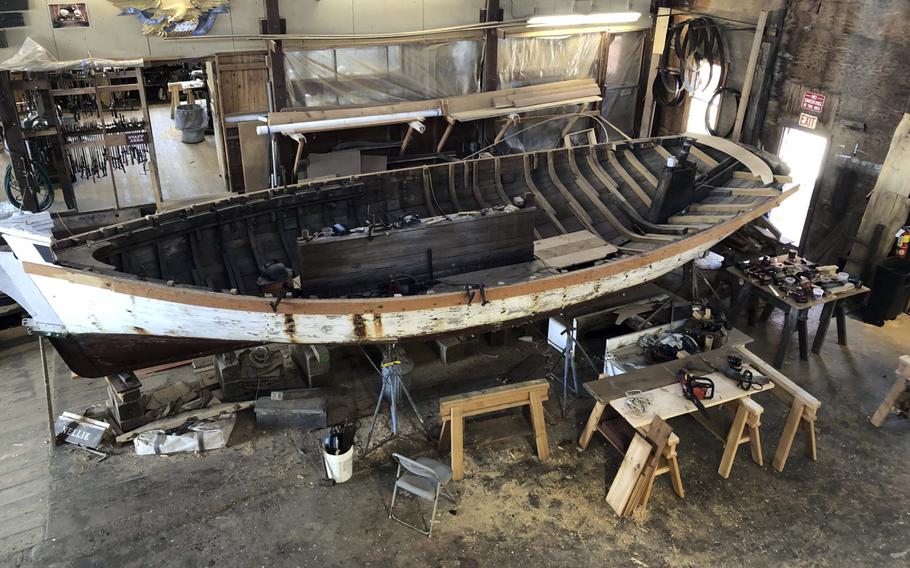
[583,330,753,405]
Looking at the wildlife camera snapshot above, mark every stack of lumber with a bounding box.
[606,417,673,517]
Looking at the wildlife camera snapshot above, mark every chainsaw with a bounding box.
[677,369,715,415]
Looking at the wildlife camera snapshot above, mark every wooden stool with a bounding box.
[437,379,550,481]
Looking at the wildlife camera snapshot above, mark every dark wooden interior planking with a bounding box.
[296,208,537,297]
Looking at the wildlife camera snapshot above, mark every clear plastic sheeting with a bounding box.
[498,103,595,153]
[497,33,602,88]
[0,37,143,72]
[285,40,481,108]
[600,31,646,140]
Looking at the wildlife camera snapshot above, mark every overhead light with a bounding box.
[526,12,641,27]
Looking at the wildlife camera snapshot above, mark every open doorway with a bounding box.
[140,60,225,206]
[770,126,828,244]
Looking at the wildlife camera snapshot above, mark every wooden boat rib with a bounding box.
[0,134,796,377]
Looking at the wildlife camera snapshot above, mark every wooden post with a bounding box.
[39,337,57,449]
[264,0,288,112]
[481,0,501,92]
[136,67,164,211]
[0,71,38,212]
[731,11,769,142]
[639,7,671,138]
[37,74,76,210]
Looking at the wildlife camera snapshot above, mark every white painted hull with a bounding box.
[26,241,709,345]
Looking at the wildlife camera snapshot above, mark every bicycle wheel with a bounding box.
[4,162,54,211]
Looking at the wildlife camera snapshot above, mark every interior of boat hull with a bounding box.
[52,136,785,301]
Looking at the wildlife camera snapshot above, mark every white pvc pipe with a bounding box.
[256,109,442,136]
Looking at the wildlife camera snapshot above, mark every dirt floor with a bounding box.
[1,296,909,567]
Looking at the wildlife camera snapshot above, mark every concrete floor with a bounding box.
[0,297,907,567]
[0,102,226,213]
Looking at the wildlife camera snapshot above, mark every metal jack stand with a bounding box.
[361,345,427,455]
[546,322,598,418]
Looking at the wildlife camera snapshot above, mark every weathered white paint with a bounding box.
[23,241,710,344]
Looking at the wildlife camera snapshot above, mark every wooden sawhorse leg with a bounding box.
[450,408,465,480]
[811,301,837,354]
[835,301,848,346]
[774,306,800,368]
[529,392,550,460]
[728,280,753,328]
[797,310,809,361]
[719,401,750,479]
[772,400,819,472]
[578,401,607,450]
[654,434,684,498]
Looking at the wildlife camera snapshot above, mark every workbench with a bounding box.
[580,340,769,480]
[727,265,869,368]
[168,79,205,119]
[579,331,821,479]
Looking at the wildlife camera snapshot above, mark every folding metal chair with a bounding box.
[388,453,456,537]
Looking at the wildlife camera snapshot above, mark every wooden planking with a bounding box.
[216,52,269,115]
[296,210,536,295]
[534,231,617,269]
[611,373,773,429]
[668,213,735,224]
[606,433,651,515]
[624,417,673,516]
[607,149,652,207]
[238,122,270,193]
[688,202,756,212]
[710,187,780,197]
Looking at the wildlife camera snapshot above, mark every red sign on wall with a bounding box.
[801,91,826,114]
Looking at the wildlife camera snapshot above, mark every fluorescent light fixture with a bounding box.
[527,12,641,27]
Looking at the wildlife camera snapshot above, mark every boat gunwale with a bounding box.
[26,184,798,316]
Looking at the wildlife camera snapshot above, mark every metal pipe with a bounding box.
[256,110,441,136]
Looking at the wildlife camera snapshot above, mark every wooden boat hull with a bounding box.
[0,136,794,377]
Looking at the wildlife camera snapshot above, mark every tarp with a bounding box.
[0,37,144,72]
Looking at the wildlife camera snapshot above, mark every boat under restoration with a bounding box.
[0,133,795,377]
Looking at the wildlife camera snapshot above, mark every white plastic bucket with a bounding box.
[323,446,354,483]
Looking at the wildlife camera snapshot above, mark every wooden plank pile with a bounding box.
[606,417,673,518]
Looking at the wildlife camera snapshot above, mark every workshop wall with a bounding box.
[0,0,652,62]
[761,0,910,260]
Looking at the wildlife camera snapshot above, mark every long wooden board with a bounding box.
[606,433,652,515]
[534,231,617,269]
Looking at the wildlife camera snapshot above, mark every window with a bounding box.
[685,61,722,135]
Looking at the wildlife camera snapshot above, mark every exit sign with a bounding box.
[801,91,826,114]
[798,113,818,130]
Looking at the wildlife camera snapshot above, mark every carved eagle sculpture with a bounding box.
[111,0,230,37]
